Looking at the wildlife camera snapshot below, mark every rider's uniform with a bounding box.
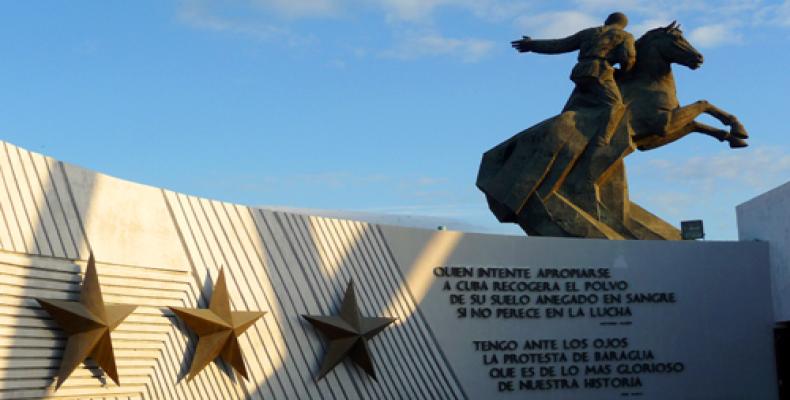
[525,25,636,143]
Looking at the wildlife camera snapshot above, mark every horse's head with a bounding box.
[636,21,704,70]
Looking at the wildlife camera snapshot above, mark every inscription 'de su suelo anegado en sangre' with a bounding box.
[433,266,676,319]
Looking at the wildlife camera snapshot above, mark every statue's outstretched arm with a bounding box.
[513,32,581,54]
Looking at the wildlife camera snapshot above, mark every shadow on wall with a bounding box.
[159,189,471,399]
[0,140,97,398]
[0,143,251,399]
[246,210,467,399]
[0,139,467,399]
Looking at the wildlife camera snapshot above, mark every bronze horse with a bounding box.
[624,22,748,151]
[476,22,749,240]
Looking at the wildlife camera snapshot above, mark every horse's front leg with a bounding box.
[632,101,707,147]
[663,101,708,133]
[638,121,747,150]
[693,100,749,139]
[657,101,748,142]
[693,121,748,148]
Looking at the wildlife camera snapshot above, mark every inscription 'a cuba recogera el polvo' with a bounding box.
[433,266,676,320]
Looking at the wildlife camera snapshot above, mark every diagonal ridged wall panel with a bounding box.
[161,193,468,399]
[0,140,467,399]
[0,252,189,399]
[272,212,465,399]
[165,192,341,400]
[0,142,84,259]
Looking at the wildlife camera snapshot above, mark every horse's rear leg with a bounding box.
[637,119,746,150]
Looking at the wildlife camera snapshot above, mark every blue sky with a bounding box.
[0,0,788,239]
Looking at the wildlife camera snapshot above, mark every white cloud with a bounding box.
[572,0,717,17]
[759,0,790,27]
[177,1,287,40]
[207,0,527,23]
[381,33,495,62]
[629,146,790,239]
[534,1,784,47]
[251,0,341,18]
[644,147,790,190]
[252,172,454,192]
[177,0,497,60]
[778,1,790,26]
[630,17,673,37]
[374,0,530,22]
[515,11,600,38]
[573,0,643,9]
[638,191,695,220]
[688,23,743,48]
[376,0,451,21]
[328,58,347,69]
[176,0,790,61]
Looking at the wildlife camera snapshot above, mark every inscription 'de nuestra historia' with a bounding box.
[433,266,685,394]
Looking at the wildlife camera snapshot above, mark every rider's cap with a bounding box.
[605,12,628,28]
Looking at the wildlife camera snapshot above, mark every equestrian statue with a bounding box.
[476,12,749,240]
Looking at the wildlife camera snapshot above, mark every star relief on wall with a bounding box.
[35,252,137,390]
[169,268,266,381]
[303,280,396,381]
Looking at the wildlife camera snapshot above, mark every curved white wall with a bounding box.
[0,140,779,399]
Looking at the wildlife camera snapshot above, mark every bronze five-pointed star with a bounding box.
[170,269,265,381]
[303,280,396,381]
[36,253,137,390]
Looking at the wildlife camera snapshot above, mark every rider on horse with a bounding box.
[478,16,749,239]
[512,12,636,145]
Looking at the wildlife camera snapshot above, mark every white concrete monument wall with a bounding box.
[738,181,790,322]
[0,141,462,400]
[382,227,777,399]
[0,140,779,399]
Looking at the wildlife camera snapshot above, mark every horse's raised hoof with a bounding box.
[730,122,749,139]
[729,138,748,148]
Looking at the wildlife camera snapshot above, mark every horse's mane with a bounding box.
[635,25,683,52]
[617,24,683,81]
